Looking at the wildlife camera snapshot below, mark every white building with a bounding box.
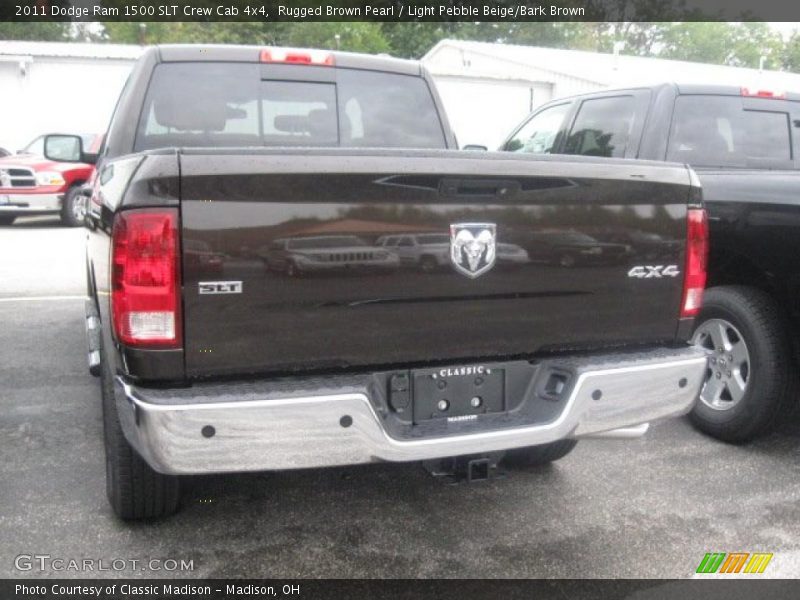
[422,39,800,149]
[0,41,141,153]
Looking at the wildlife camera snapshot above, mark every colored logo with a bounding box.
[696,552,773,574]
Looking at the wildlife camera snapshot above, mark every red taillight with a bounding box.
[111,209,181,348]
[260,48,335,66]
[741,87,786,99]
[681,208,708,318]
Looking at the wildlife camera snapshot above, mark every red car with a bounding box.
[0,133,101,227]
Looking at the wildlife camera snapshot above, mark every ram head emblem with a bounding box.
[450,223,497,278]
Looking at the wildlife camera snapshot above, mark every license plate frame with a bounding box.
[412,364,505,423]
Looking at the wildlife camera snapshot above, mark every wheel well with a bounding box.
[707,249,773,295]
[62,181,86,207]
[707,249,800,366]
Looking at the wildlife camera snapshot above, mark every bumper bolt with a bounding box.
[437,399,449,411]
[470,396,482,408]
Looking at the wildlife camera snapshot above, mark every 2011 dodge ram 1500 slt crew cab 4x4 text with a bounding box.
[502,83,799,443]
[47,46,709,519]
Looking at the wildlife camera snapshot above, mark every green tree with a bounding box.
[782,31,800,72]
[380,23,484,58]
[657,22,736,64]
[280,22,389,53]
[99,22,284,45]
[656,22,783,69]
[0,23,70,41]
[728,22,784,69]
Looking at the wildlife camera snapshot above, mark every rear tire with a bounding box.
[60,186,86,227]
[0,215,15,226]
[501,439,578,467]
[689,286,796,443]
[101,344,181,519]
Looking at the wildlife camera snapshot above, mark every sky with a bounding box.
[769,23,800,39]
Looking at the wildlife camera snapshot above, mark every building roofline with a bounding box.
[422,39,606,86]
[423,38,800,86]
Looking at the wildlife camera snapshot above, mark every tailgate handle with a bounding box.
[439,178,520,198]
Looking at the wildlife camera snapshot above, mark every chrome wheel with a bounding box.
[71,193,87,222]
[692,318,750,411]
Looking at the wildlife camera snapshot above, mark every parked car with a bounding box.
[501,82,800,442]
[506,230,629,268]
[0,133,101,226]
[259,235,400,276]
[49,45,707,519]
[0,147,10,157]
[184,238,225,274]
[586,228,682,262]
[375,232,529,272]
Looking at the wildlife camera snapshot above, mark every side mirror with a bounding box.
[43,134,98,165]
[462,144,488,151]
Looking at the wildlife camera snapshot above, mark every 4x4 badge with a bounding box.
[450,223,497,278]
[628,265,681,279]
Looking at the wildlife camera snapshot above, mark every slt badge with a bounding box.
[450,223,497,278]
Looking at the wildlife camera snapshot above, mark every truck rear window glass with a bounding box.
[504,103,571,154]
[564,96,636,158]
[668,96,792,167]
[135,63,446,151]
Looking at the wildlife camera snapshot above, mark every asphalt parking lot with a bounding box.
[2,216,800,579]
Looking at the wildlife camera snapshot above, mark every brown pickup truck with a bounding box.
[46,45,708,519]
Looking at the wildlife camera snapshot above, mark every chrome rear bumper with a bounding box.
[115,346,707,475]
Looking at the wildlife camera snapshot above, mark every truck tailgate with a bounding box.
[179,150,691,378]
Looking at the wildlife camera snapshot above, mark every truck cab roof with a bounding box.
[152,44,422,77]
[554,82,800,102]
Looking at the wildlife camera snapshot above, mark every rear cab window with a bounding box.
[135,62,447,151]
[667,95,794,168]
[504,90,648,158]
[564,96,637,158]
[503,102,571,154]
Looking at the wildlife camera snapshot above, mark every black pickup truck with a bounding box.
[46,46,708,519]
[502,83,800,442]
